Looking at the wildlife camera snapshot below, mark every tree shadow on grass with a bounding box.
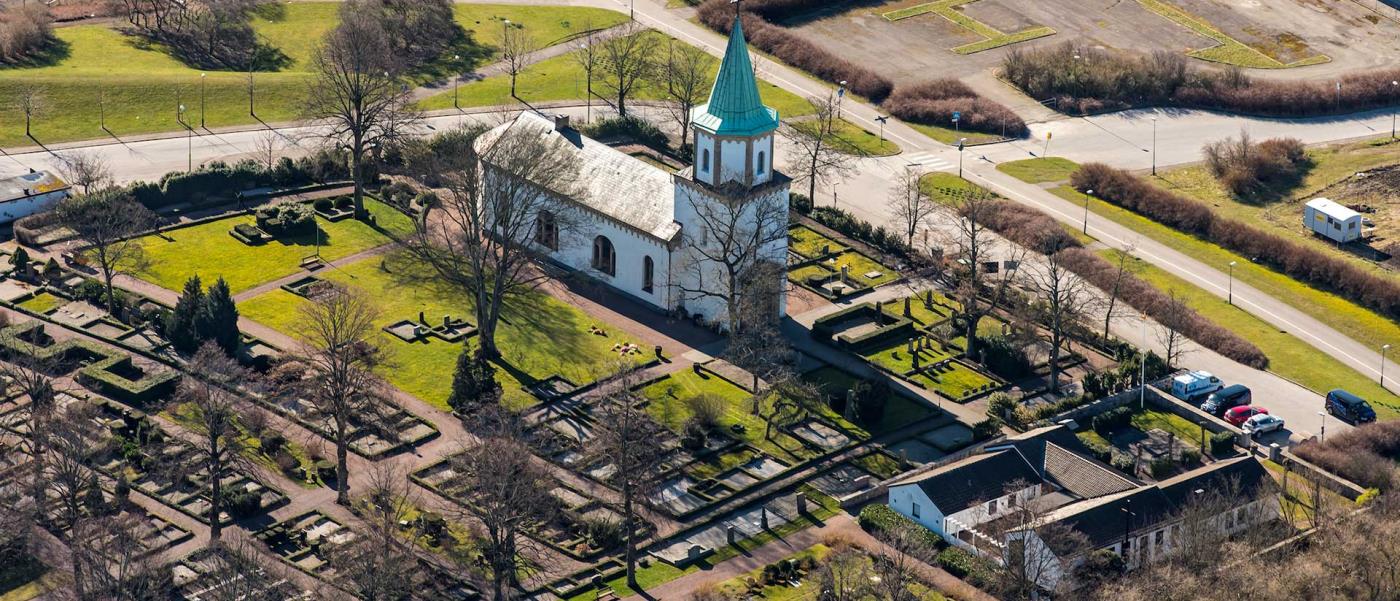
[409,30,494,85]
[0,36,71,70]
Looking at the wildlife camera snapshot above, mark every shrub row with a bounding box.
[857,504,943,547]
[1293,421,1400,490]
[1203,134,1308,198]
[1209,430,1236,458]
[1091,405,1134,434]
[883,80,1028,138]
[129,149,359,210]
[1072,163,1400,322]
[1004,42,1400,117]
[803,205,916,262]
[697,3,892,101]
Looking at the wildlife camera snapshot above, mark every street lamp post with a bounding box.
[1228,261,1237,305]
[200,73,206,128]
[179,104,191,172]
[958,138,967,178]
[1083,189,1093,235]
[1317,411,1327,443]
[837,80,847,119]
[1392,81,1398,139]
[1150,116,1158,176]
[453,54,461,110]
[99,85,106,132]
[1382,344,1392,389]
[1139,312,1147,409]
[875,115,888,142]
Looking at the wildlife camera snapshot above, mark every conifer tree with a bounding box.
[196,278,241,355]
[448,346,501,413]
[167,275,204,354]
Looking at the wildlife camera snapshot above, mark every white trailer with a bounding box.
[1303,197,1362,244]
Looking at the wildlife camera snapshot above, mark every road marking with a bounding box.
[899,152,953,171]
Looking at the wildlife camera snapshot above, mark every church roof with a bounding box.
[691,16,780,137]
[478,112,681,243]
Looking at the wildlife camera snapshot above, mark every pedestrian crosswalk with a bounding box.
[897,151,954,172]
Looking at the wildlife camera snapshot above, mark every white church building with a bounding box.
[475,16,790,329]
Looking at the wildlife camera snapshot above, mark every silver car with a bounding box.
[1242,414,1285,438]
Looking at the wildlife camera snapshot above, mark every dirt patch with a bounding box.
[1312,164,1400,264]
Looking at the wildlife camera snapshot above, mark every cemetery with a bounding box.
[788,225,901,300]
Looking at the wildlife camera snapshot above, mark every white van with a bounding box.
[1171,371,1222,402]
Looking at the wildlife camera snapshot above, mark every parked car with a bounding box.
[1242,414,1285,438]
[1171,371,1222,402]
[1201,385,1252,416]
[1325,389,1377,424]
[1224,406,1268,427]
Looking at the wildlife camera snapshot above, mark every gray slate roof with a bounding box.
[478,112,681,242]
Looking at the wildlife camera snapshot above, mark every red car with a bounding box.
[1225,406,1268,427]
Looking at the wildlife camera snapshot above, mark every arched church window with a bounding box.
[642,256,654,293]
[592,236,616,276]
[702,148,711,172]
[757,151,766,175]
[535,210,558,250]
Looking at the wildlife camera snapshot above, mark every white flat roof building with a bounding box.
[1304,197,1363,244]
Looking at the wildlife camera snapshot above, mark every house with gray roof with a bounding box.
[475,15,789,329]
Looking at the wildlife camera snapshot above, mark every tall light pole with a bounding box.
[875,115,888,142]
[452,54,461,110]
[1083,189,1093,234]
[99,85,106,132]
[199,72,206,128]
[1139,312,1147,409]
[1382,343,1392,389]
[958,138,967,178]
[837,80,847,119]
[1392,81,1398,139]
[179,104,191,172]
[1228,260,1237,305]
[1150,116,1158,175]
[1317,411,1327,443]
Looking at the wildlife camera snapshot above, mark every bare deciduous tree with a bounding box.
[293,287,390,506]
[569,24,602,123]
[1155,289,1192,368]
[941,188,1022,361]
[871,518,939,601]
[0,354,57,522]
[499,21,536,99]
[57,151,113,195]
[251,131,281,171]
[54,188,158,315]
[178,342,254,542]
[887,165,935,249]
[661,39,714,152]
[42,403,104,599]
[1102,244,1134,339]
[405,121,580,359]
[16,83,44,138]
[813,547,875,601]
[198,538,299,601]
[327,464,418,600]
[782,92,856,203]
[1022,250,1098,393]
[589,367,670,590]
[596,22,656,118]
[677,196,788,333]
[72,514,174,599]
[451,422,555,601]
[305,6,420,217]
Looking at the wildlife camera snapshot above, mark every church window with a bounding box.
[757,151,766,175]
[702,148,711,172]
[592,236,616,276]
[535,210,558,250]
[642,256,654,293]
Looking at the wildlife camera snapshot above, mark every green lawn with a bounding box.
[238,253,648,411]
[639,368,821,461]
[881,291,961,325]
[861,341,956,375]
[1101,247,1400,418]
[1130,407,1205,444]
[417,29,815,119]
[0,3,625,147]
[792,118,900,157]
[912,362,997,401]
[788,225,847,260]
[16,292,63,314]
[710,543,948,601]
[920,171,987,204]
[908,122,1004,146]
[996,157,1080,184]
[827,251,899,288]
[799,366,937,434]
[132,197,411,294]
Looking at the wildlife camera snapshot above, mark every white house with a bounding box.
[474,16,789,329]
[0,170,70,225]
[1304,197,1363,244]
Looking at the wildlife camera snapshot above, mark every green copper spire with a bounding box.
[690,15,780,137]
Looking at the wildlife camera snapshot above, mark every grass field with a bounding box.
[17,292,63,314]
[132,198,412,294]
[1101,247,1400,418]
[1133,0,1329,68]
[792,118,900,157]
[0,3,625,147]
[908,122,1004,145]
[238,253,648,411]
[788,225,847,260]
[996,157,1080,184]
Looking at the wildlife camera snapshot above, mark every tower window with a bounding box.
[757,151,766,175]
[592,236,616,276]
[642,256,654,293]
[701,148,710,172]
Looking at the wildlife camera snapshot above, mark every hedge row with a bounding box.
[1004,42,1400,117]
[697,2,893,101]
[78,354,180,406]
[883,80,1028,138]
[129,149,358,210]
[1072,163,1400,322]
[960,193,1268,368]
[1293,420,1400,490]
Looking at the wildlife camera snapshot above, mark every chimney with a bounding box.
[553,114,571,131]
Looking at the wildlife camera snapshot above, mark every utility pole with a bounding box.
[1228,261,1237,305]
[453,54,461,110]
[1382,344,1391,389]
[1083,189,1093,234]
[200,72,206,128]
[1151,116,1158,175]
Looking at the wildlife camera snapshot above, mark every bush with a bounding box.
[255,203,316,236]
[971,418,1000,441]
[696,2,893,102]
[1003,42,1400,118]
[1204,134,1308,198]
[883,79,1028,138]
[807,206,915,261]
[685,394,726,428]
[225,490,262,518]
[582,116,670,151]
[1110,452,1136,474]
[1293,421,1400,490]
[273,450,299,476]
[259,432,286,455]
[0,3,53,63]
[1073,162,1400,325]
[1209,430,1237,457]
[1092,406,1133,434]
[313,198,334,212]
[979,334,1033,380]
[936,546,978,579]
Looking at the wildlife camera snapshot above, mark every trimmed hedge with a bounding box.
[857,504,944,549]
[1073,163,1400,323]
[883,79,1028,138]
[129,150,359,210]
[0,322,111,367]
[78,354,180,406]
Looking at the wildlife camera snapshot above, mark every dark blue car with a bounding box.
[1325,389,1377,424]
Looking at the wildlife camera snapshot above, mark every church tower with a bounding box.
[689,14,780,189]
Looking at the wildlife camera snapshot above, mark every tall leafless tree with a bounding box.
[198,538,299,601]
[327,464,418,600]
[405,121,581,359]
[305,6,419,217]
[782,92,856,204]
[588,367,669,590]
[887,165,935,249]
[72,514,175,599]
[661,39,714,152]
[293,287,390,506]
[53,188,158,315]
[451,422,555,601]
[1155,289,1192,368]
[499,21,536,99]
[56,151,113,195]
[1102,244,1135,339]
[677,196,788,333]
[251,131,281,171]
[1,355,57,523]
[872,520,940,601]
[16,83,44,138]
[814,547,875,601]
[570,24,602,123]
[41,403,104,599]
[940,188,1021,361]
[1022,250,1098,393]
[178,343,254,543]
[596,22,656,118]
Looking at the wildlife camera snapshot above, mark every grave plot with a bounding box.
[254,511,355,577]
[88,400,288,525]
[412,455,650,561]
[259,384,439,459]
[1075,405,1212,481]
[787,225,901,301]
[171,547,313,601]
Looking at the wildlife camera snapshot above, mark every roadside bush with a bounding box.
[1294,421,1400,490]
[0,3,53,63]
[696,2,893,101]
[1203,133,1309,198]
[1072,163,1400,323]
[883,79,1028,138]
[1004,42,1400,117]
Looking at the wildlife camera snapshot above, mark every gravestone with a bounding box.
[796,492,807,513]
[727,525,738,546]
[687,545,705,563]
[904,297,912,317]
[760,506,769,530]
